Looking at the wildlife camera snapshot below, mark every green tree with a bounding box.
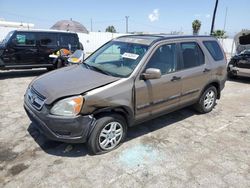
[105,25,116,33]
[212,30,227,38]
[192,20,201,35]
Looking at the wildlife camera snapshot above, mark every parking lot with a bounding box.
[0,69,250,188]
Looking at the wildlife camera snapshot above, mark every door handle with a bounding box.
[203,68,211,73]
[171,76,181,81]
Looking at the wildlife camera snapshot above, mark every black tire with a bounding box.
[87,114,127,155]
[56,59,63,69]
[194,86,217,114]
[227,71,237,79]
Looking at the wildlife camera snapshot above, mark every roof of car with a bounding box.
[115,34,215,45]
[13,29,77,34]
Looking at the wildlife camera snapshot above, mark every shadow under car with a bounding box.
[27,107,197,157]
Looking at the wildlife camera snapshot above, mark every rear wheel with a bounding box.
[227,71,237,79]
[87,114,127,154]
[56,59,64,69]
[194,86,217,113]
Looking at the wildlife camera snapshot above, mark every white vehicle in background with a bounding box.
[228,30,250,78]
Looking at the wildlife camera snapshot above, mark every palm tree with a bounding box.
[105,25,117,33]
[192,20,201,35]
[212,30,227,38]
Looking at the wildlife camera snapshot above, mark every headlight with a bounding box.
[50,95,84,117]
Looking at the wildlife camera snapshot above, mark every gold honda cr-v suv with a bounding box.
[24,35,227,154]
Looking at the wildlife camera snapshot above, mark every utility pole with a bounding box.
[210,0,219,35]
[125,16,129,33]
[90,18,93,32]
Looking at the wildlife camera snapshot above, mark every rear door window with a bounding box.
[60,34,78,49]
[203,41,224,61]
[15,33,36,46]
[180,42,204,69]
[39,33,57,47]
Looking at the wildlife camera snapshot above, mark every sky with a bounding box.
[0,0,249,36]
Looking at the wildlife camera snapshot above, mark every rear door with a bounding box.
[8,32,38,65]
[134,42,182,121]
[37,32,59,64]
[178,40,211,104]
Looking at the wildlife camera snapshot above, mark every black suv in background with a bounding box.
[0,30,81,70]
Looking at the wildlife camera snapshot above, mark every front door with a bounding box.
[135,42,182,121]
[8,32,38,65]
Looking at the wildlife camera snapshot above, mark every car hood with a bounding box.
[32,65,120,104]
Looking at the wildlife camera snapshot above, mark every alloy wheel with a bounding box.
[204,90,215,110]
[98,121,123,150]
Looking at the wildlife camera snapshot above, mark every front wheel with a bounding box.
[194,86,217,114]
[87,114,127,155]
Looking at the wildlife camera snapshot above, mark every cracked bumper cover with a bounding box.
[24,98,95,143]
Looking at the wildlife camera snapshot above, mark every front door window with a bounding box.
[146,43,177,74]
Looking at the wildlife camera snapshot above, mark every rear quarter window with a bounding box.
[203,41,224,61]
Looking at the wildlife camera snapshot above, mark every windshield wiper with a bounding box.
[83,63,112,76]
[90,65,112,76]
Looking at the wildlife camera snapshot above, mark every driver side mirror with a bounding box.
[141,68,161,80]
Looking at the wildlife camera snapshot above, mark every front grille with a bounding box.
[26,87,46,110]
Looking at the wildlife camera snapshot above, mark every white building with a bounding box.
[0,20,235,59]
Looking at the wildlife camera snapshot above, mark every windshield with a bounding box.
[84,41,149,77]
[1,31,14,44]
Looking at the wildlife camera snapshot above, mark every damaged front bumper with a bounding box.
[24,97,96,143]
[228,64,250,77]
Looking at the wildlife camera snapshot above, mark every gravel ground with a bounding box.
[0,69,250,188]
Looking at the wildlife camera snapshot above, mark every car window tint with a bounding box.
[40,33,57,46]
[60,34,78,49]
[203,41,224,61]
[146,43,177,75]
[15,33,35,46]
[181,42,204,69]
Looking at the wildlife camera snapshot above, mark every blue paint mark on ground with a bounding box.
[118,144,161,168]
